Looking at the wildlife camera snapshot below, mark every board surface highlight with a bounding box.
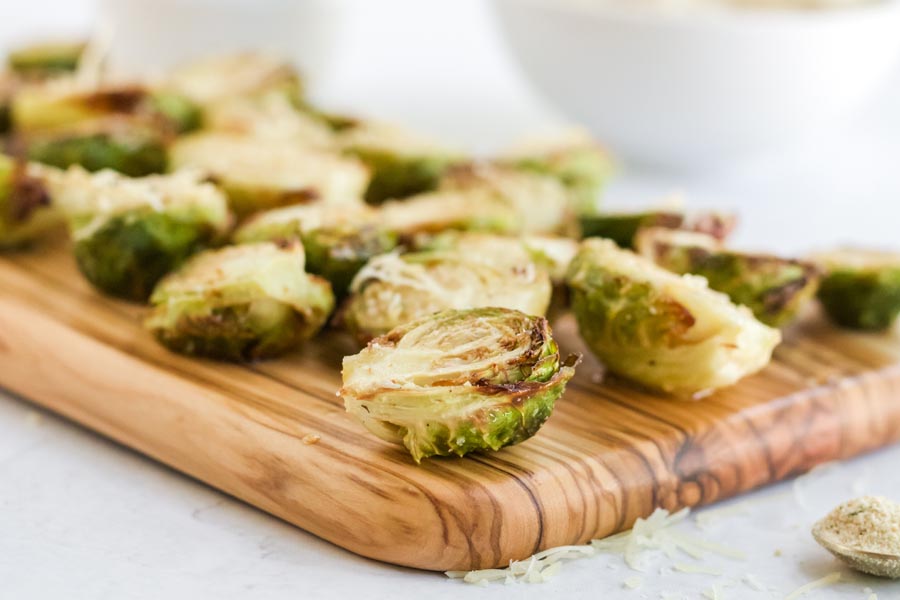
[2,239,900,571]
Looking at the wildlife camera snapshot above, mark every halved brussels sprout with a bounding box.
[0,72,16,134]
[11,82,189,133]
[501,131,614,216]
[341,307,577,462]
[345,250,552,341]
[203,89,333,145]
[23,118,169,176]
[813,248,900,331]
[47,167,232,300]
[636,228,821,327]
[379,189,520,238]
[439,163,576,236]
[146,242,334,361]
[580,209,736,248]
[233,202,397,297]
[336,121,461,204]
[566,238,781,396]
[7,40,86,78]
[165,53,303,107]
[415,230,578,285]
[0,156,63,248]
[169,132,370,216]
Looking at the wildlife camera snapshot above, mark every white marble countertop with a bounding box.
[3,1,900,598]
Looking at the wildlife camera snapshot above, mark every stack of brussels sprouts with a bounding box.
[2,41,899,464]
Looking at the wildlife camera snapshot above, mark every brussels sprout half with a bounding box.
[233,202,397,297]
[0,156,63,248]
[166,53,303,107]
[501,131,614,216]
[336,121,462,204]
[48,167,232,301]
[345,250,552,342]
[566,238,781,396]
[146,242,334,361]
[169,132,370,216]
[203,89,333,145]
[415,230,578,285]
[438,163,576,236]
[379,189,520,239]
[7,40,86,78]
[636,228,821,327]
[11,83,193,134]
[341,307,577,462]
[580,209,736,249]
[813,248,900,331]
[23,119,169,177]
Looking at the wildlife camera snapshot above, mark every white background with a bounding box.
[3,1,900,598]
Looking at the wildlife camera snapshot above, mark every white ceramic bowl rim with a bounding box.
[499,0,900,28]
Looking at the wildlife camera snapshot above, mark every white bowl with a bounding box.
[491,0,900,169]
[98,0,342,86]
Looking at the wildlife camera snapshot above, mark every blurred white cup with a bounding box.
[492,0,900,169]
[98,0,342,85]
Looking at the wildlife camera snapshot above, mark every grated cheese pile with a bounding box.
[446,507,745,586]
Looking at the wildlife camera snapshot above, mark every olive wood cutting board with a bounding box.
[2,238,900,571]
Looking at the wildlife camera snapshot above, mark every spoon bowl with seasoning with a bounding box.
[812,496,900,579]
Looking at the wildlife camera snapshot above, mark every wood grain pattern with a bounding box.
[2,239,900,571]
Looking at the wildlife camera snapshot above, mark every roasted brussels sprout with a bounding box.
[379,189,520,238]
[813,248,900,331]
[146,242,334,360]
[580,209,736,248]
[23,118,169,176]
[566,238,781,396]
[7,40,86,78]
[0,72,15,134]
[233,202,397,297]
[169,132,370,215]
[0,156,63,248]
[636,228,820,327]
[345,250,552,341]
[336,121,461,204]
[166,53,303,107]
[415,230,578,285]
[11,83,177,133]
[341,307,577,462]
[48,167,232,300]
[501,131,614,216]
[438,163,576,236]
[203,89,332,145]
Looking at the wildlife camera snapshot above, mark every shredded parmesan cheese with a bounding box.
[672,562,723,576]
[623,576,642,589]
[741,573,766,591]
[783,572,841,600]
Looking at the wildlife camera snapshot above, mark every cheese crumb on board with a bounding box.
[623,575,642,589]
[302,434,321,445]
